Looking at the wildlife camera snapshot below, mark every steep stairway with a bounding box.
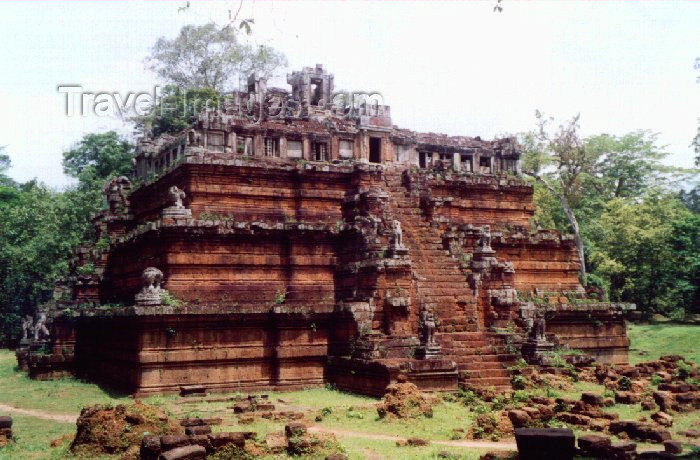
[383,168,515,389]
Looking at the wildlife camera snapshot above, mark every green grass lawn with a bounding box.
[0,352,132,415]
[0,322,698,459]
[627,323,700,365]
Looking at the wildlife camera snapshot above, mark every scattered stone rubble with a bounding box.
[70,401,181,458]
[0,416,12,447]
[376,381,437,419]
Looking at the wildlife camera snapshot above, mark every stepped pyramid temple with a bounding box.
[18,65,633,396]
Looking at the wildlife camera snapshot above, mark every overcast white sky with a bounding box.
[0,0,698,188]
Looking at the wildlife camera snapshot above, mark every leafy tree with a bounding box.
[135,86,222,137]
[520,112,597,283]
[145,22,287,92]
[0,182,78,344]
[62,131,134,188]
[0,133,134,345]
[585,131,683,200]
[592,192,699,318]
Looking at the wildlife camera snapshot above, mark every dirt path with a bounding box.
[0,403,77,424]
[308,426,518,450]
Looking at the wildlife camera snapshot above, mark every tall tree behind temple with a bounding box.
[145,22,287,93]
[0,133,134,345]
[520,112,597,284]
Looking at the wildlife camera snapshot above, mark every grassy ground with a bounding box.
[627,323,700,365]
[0,322,698,459]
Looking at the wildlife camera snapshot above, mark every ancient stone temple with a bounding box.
[21,65,633,396]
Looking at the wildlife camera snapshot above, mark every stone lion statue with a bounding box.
[168,186,186,209]
[141,267,163,293]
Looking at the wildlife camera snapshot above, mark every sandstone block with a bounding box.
[578,434,611,456]
[140,435,162,460]
[609,420,672,443]
[0,417,12,429]
[641,400,656,411]
[651,411,673,427]
[207,432,245,448]
[581,392,604,407]
[514,428,575,460]
[233,401,253,413]
[184,425,211,436]
[285,422,307,438]
[664,440,683,454]
[615,391,641,404]
[653,391,674,412]
[507,410,531,428]
[160,434,191,451]
[159,444,206,460]
[179,418,222,427]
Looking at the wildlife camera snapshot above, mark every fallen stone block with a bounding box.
[651,411,673,427]
[184,425,211,436]
[615,391,641,404]
[507,410,531,428]
[256,402,275,411]
[207,432,246,449]
[187,434,212,453]
[664,440,683,454]
[159,444,206,460]
[285,422,307,438]
[557,412,591,426]
[140,435,161,460]
[581,392,604,407]
[609,420,672,443]
[179,418,222,427]
[653,391,675,412]
[679,428,700,438]
[514,428,575,460]
[0,417,12,429]
[577,433,611,453]
[233,401,253,413]
[160,434,191,452]
[179,385,206,397]
[658,382,697,393]
[641,400,656,411]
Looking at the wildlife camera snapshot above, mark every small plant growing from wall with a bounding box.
[274,289,287,305]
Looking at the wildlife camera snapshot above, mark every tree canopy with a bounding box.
[145,22,287,93]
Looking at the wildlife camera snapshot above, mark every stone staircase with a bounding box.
[383,168,515,389]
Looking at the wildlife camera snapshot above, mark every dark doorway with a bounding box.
[369,137,381,163]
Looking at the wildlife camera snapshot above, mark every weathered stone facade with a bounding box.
[22,65,633,396]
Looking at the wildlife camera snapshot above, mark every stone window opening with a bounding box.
[479,156,492,174]
[314,142,329,161]
[369,137,382,163]
[439,153,452,164]
[237,136,254,155]
[419,151,432,168]
[264,138,279,157]
[460,154,473,172]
